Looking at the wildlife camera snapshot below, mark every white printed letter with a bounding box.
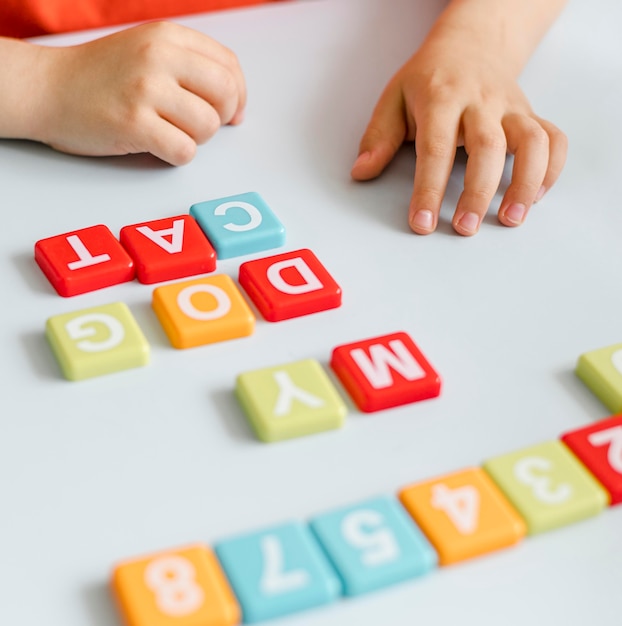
[215,201,262,232]
[65,313,124,352]
[267,258,323,295]
[350,339,425,389]
[272,371,324,416]
[66,235,111,270]
[136,219,185,254]
[177,285,231,320]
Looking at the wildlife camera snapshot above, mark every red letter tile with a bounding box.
[330,331,441,412]
[238,248,341,321]
[561,414,622,505]
[35,225,134,297]
[120,215,216,284]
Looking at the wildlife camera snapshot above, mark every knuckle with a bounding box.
[469,131,506,153]
[416,137,453,160]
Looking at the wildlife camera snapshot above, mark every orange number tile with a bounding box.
[398,467,526,565]
[111,544,240,626]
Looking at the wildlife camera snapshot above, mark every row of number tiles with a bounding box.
[34,192,286,297]
[112,415,622,625]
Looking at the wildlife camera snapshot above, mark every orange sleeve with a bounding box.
[0,0,281,38]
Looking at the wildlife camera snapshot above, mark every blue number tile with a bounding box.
[214,521,341,623]
[309,495,437,596]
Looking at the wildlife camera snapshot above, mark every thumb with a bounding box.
[351,84,408,181]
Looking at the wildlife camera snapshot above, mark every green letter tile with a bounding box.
[46,302,149,381]
[236,359,347,442]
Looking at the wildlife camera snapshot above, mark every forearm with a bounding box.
[0,37,54,141]
[425,0,567,77]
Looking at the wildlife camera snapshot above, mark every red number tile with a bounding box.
[238,248,341,322]
[330,331,441,412]
[120,215,216,284]
[561,414,622,505]
[35,224,134,297]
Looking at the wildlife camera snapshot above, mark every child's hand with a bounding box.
[32,22,246,165]
[351,32,567,236]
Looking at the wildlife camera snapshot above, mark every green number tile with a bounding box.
[46,302,150,381]
[575,343,622,413]
[482,441,609,535]
[236,358,347,442]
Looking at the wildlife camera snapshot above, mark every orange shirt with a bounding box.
[0,0,279,38]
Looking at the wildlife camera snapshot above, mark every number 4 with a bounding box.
[431,484,480,535]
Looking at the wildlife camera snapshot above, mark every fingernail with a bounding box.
[535,185,546,202]
[456,211,480,235]
[503,203,527,225]
[410,209,434,233]
[353,151,371,168]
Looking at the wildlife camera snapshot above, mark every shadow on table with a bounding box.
[82,581,121,626]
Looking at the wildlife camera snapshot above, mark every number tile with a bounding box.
[483,440,609,535]
[46,302,149,381]
[309,495,437,596]
[111,543,240,626]
[190,192,285,260]
[214,522,341,623]
[398,467,526,566]
[561,414,622,505]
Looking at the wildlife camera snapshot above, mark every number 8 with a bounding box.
[144,555,204,616]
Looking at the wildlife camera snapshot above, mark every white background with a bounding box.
[1,0,621,624]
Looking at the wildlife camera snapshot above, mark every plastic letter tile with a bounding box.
[238,248,342,322]
[309,495,437,596]
[329,331,441,412]
[190,192,285,259]
[398,468,526,566]
[561,414,622,505]
[111,543,240,626]
[483,440,609,535]
[120,215,216,284]
[213,521,341,623]
[575,343,622,413]
[35,224,135,296]
[235,358,347,442]
[152,275,254,349]
[46,302,149,381]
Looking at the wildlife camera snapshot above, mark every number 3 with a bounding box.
[514,457,572,504]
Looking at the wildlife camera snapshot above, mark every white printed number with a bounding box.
[341,510,399,566]
[260,535,310,595]
[514,457,572,504]
[144,555,204,616]
[431,484,479,535]
[589,426,622,474]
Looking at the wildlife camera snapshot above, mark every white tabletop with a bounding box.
[2,0,621,624]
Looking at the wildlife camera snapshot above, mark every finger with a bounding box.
[143,22,247,124]
[497,113,550,227]
[407,107,460,234]
[533,116,568,201]
[351,80,409,181]
[452,109,507,236]
[174,49,244,126]
[136,111,198,165]
[157,87,222,146]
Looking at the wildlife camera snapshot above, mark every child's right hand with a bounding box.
[30,22,246,165]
